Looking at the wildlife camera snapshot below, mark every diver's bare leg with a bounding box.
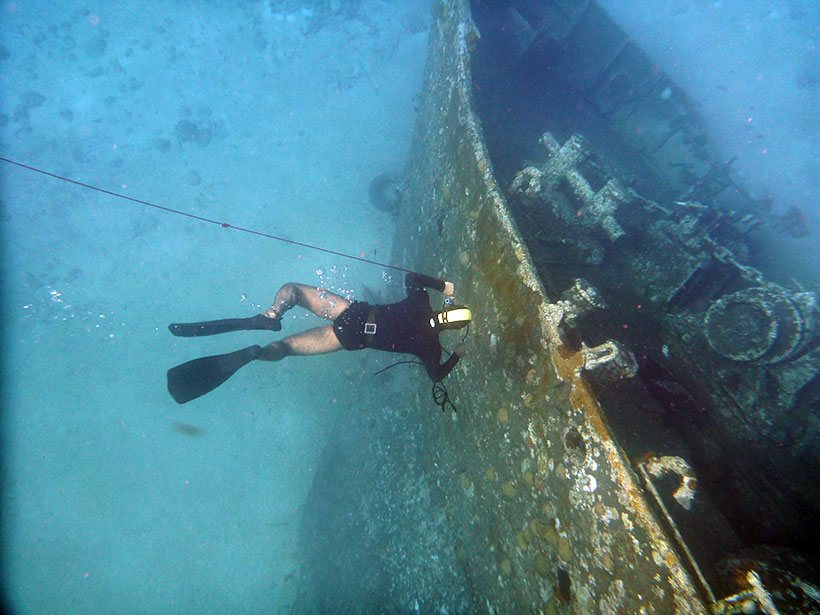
[264,283,351,322]
[258,326,343,361]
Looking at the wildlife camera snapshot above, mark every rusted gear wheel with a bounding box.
[704,285,808,364]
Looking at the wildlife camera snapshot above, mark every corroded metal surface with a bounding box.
[391,1,708,611]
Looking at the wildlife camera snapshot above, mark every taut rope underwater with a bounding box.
[2,156,469,411]
[0,155,418,275]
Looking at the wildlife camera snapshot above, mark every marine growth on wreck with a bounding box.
[299,1,819,612]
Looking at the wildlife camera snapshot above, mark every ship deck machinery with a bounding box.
[468,0,818,611]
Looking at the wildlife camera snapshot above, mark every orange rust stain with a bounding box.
[552,346,584,379]
[550,344,651,508]
[551,346,611,440]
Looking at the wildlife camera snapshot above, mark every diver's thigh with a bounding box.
[282,325,343,356]
[294,284,351,320]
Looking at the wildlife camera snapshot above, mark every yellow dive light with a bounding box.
[431,306,472,330]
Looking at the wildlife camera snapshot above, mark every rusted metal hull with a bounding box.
[389,1,707,611]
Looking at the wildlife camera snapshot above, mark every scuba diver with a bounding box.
[166,272,472,404]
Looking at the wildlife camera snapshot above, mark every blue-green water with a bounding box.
[598,0,819,284]
[4,0,817,611]
[1,1,430,611]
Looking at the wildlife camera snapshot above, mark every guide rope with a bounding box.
[0,155,416,275]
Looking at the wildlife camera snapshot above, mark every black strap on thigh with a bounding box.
[363,306,377,347]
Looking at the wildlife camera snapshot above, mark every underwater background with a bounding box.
[1,1,431,611]
[598,0,818,285]
[1,0,816,613]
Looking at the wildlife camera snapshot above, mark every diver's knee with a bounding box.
[279,282,299,299]
[258,341,289,361]
[270,283,299,314]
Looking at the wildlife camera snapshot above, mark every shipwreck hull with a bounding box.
[386,1,704,612]
[294,1,817,612]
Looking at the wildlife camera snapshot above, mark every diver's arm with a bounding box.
[436,352,460,381]
[424,346,464,382]
[405,272,446,294]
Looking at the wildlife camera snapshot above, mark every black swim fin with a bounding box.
[168,314,281,337]
[167,344,263,404]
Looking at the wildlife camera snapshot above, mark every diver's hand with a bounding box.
[443,281,455,297]
[453,343,466,357]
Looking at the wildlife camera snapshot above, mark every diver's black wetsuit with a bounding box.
[332,272,460,381]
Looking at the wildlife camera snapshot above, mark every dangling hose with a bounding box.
[373,325,470,414]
